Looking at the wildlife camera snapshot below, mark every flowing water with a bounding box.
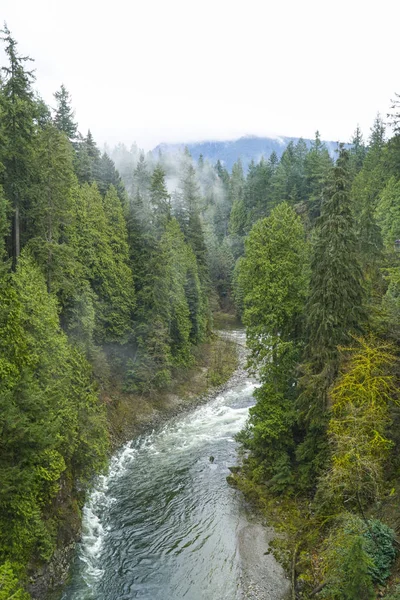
[62,331,289,600]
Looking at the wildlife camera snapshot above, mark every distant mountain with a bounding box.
[153,135,341,172]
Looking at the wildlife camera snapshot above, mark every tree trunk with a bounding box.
[13,202,20,269]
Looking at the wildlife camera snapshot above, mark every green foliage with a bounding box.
[53,84,77,141]
[234,203,308,489]
[376,177,400,248]
[0,562,30,600]
[364,519,396,585]
[0,254,108,565]
[74,130,101,184]
[3,27,400,600]
[149,164,171,233]
[304,131,333,221]
[157,219,202,364]
[306,148,365,372]
[68,183,134,344]
[234,201,308,373]
[230,119,400,592]
[321,515,396,598]
[127,218,207,391]
[317,337,397,510]
[0,24,36,263]
[25,123,76,295]
[0,186,10,263]
[321,514,375,600]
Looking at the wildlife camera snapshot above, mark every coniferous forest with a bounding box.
[2,22,400,600]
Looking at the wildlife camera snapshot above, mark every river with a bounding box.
[61,331,289,600]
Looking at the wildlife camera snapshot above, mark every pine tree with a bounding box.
[97,152,126,201]
[0,253,107,564]
[74,130,101,184]
[0,24,36,266]
[0,186,10,267]
[349,125,367,177]
[297,148,365,485]
[352,117,387,281]
[25,123,76,295]
[304,131,333,222]
[133,152,151,202]
[67,184,134,344]
[376,177,400,247]
[385,93,400,178]
[53,84,78,141]
[244,158,274,226]
[306,147,365,378]
[228,159,246,241]
[176,155,209,284]
[149,164,171,233]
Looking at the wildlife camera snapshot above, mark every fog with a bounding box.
[2,0,400,150]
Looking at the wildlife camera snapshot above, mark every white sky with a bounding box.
[2,0,400,150]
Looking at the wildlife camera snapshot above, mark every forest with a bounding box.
[2,23,400,600]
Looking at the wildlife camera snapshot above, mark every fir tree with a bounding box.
[25,123,76,295]
[306,147,365,378]
[149,164,171,233]
[53,84,78,141]
[297,148,365,485]
[0,24,36,266]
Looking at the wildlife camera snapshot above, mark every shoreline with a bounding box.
[35,326,290,600]
[238,511,291,600]
[33,329,241,600]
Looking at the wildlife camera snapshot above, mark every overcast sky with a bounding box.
[2,0,399,150]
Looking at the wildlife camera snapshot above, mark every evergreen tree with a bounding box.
[25,123,76,295]
[97,152,126,200]
[176,155,209,283]
[244,158,273,226]
[0,24,36,266]
[149,164,171,233]
[74,130,101,184]
[376,177,400,248]
[67,184,134,344]
[228,159,246,244]
[234,203,308,488]
[352,117,387,281]
[304,131,333,221]
[297,148,365,485]
[53,84,78,141]
[0,186,10,267]
[349,125,367,177]
[133,152,151,202]
[386,92,400,177]
[0,253,107,565]
[306,148,365,379]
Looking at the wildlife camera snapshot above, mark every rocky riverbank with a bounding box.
[238,515,290,600]
[30,330,240,600]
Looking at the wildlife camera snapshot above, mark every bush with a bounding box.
[363,519,396,585]
[321,515,397,600]
[321,514,374,600]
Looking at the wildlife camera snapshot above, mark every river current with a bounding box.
[62,331,288,600]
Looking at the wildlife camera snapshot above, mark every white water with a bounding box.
[62,332,288,600]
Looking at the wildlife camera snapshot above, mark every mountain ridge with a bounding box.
[153,134,342,171]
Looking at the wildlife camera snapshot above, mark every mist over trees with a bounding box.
[2,22,400,600]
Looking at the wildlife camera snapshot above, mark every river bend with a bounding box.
[62,331,289,600]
